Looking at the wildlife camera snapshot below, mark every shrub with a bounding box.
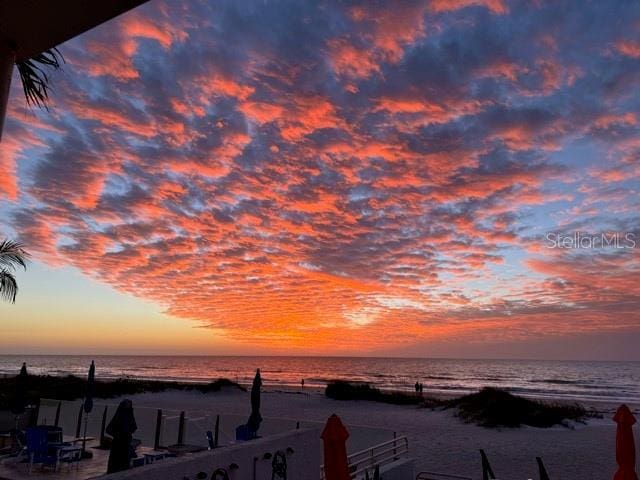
[0,375,245,409]
[443,387,588,428]
[325,380,428,406]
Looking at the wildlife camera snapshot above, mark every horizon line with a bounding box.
[1,353,639,363]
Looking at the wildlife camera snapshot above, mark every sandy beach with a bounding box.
[110,386,630,480]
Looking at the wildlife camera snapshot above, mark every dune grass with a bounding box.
[325,380,434,406]
[0,374,245,409]
[443,387,589,428]
[325,381,590,428]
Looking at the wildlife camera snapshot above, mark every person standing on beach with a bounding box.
[106,399,137,473]
[414,381,419,393]
[301,378,305,391]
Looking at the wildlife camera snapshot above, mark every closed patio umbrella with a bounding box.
[106,399,137,473]
[9,363,27,424]
[321,414,350,480]
[613,404,638,480]
[81,360,95,456]
[247,369,262,436]
[84,360,95,414]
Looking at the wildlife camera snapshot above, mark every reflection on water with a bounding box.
[1,355,639,403]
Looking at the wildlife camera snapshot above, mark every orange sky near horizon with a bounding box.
[1,0,639,359]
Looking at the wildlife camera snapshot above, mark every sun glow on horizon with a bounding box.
[1,0,639,358]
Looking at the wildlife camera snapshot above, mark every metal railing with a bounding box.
[416,472,472,480]
[321,435,409,480]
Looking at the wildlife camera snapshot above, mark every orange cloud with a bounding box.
[429,0,508,15]
[616,40,640,58]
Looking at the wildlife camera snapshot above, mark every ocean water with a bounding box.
[1,355,638,404]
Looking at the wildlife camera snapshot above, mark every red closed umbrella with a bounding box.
[321,414,350,480]
[613,404,638,480]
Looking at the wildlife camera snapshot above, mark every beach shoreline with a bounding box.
[1,373,632,479]
[112,387,622,480]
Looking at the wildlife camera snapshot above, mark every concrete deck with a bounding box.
[0,439,173,480]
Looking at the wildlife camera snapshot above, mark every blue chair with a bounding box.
[235,424,257,441]
[39,425,64,445]
[25,426,59,472]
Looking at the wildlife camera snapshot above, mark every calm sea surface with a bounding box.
[1,355,638,403]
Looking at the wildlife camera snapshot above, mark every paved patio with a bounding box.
[0,439,173,480]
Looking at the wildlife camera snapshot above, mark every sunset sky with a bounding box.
[1,0,639,359]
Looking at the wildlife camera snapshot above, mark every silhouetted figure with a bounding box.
[301,378,305,391]
[414,381,419,393]
[106,399,137,473]
[419,383,424,394]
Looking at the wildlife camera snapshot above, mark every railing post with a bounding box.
[536,457,550,480]
[54,401,61,427]
[177,411,186,446]
[75,402,84,438]
[370,445,374,469]
[480,449,496,480]
[214,414,220,447]
[154,409,163,450]
[393,431,397,459]
[100,406,108,447]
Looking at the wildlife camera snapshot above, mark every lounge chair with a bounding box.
[25,426,58,472]
[0,429,27,462]
[25,426,81,472]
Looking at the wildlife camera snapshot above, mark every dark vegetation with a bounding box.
[325,381,591,428]
[443,387,590,428]
[325,380,437,406]
[16,48,64,109]
[0,375,245,409]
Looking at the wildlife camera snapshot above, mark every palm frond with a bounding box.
[0,239,29,270]
[15,48,64,110]
[0,269,18,303]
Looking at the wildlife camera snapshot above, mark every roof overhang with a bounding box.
[0,0,149,61]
